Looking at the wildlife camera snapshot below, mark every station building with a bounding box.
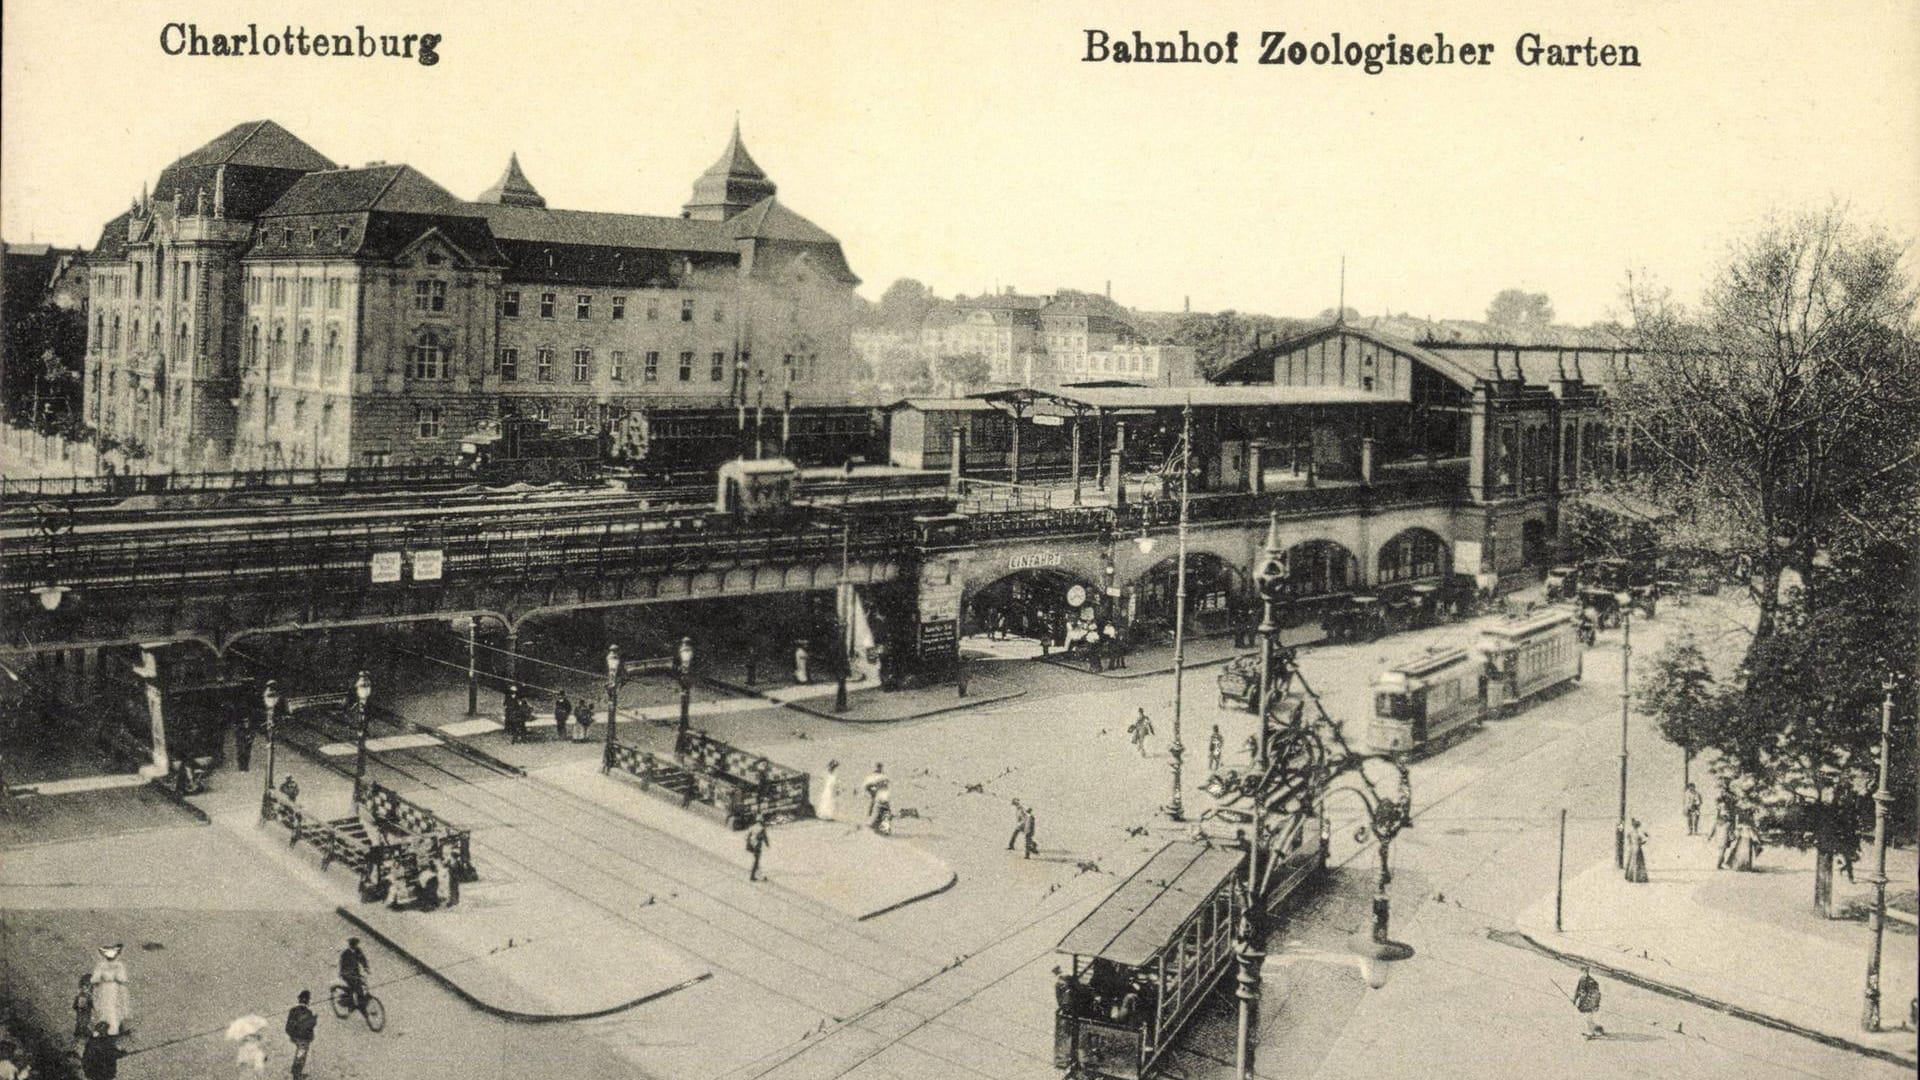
[81,120,861,470]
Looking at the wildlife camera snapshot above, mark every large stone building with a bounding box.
[913,289,1195,390]
[83,120,861,470]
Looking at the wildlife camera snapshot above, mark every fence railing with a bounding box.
[606,734,813,829]
[0,462,467,500]
[358,780,477,882]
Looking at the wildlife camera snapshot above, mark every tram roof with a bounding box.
[973,385,1380,414]
[1055,841,1245,967]
[1480,610,1575,641]
[1387,646,1474,678]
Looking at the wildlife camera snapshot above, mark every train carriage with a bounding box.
[1479,610,1583,714]
[1369,646,1484,756]
[1053,842,1248,1080]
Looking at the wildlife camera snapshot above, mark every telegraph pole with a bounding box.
[1616,595,1632,869]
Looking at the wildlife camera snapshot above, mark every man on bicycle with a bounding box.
[338,938,371,1009]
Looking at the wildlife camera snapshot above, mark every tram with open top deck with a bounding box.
[1478,609,1582,714]
[1369,645,1484,756]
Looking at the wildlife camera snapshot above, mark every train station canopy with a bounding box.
[1055,841,1245,967]
[969,384,1381,419]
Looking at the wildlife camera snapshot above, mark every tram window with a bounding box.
[1376,693,1407,719]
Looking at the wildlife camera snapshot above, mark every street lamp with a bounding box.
[603,644,623,773]
[836,518,851,713]
[351,670,373,798]
[1615,591,1632,869]
[1232,510,1288,1079]
[1167,399,1194,822]
[1862,674,1896,1031]
[676,637,695,740]
[258,679,283,820]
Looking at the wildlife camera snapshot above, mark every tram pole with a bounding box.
[1861,675,1895,1031]
[465,616,480,717]
[1615,594,1632,870]
[1166,399,1192,822]
[1249,510,1287,902]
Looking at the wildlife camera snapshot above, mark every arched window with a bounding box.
[407,331,445,380]
[295,325,314,379]
[322,326,342,379]
[111,315,121,350]
[272,324,286,366]
[94,312,104,350]
[247,324,260,367]
[131,319,142,349]
[152,320,164,357]
[177,322,190,358]
[153,247,165,294]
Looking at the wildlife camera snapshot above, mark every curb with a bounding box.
[145,776,213,825]
[857,869,959,921]
[335,906,711,1023]
[1489,928,1918,1068]
[700,674,1027,724]
[1035,652,1239,681]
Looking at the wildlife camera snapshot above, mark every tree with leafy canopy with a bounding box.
[1485,289,1555,335]
[872,278,938,332]
[1615,207,1920,645]
[1637,635,1719,800]
[932,352,991,396]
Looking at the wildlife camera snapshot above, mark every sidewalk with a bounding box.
[0,780,203,849]
[538,758,957,920]
[702,667,1027,723]
[1029,624,1324,680]
[1516,826,1919,1063]
[196,755,712,1020]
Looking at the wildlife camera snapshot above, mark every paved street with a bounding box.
[4,592,1913,1079]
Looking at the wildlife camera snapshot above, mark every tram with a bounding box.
[1479,610,1583,713]
[1367,610,1584,755]
[1053,805,1327,1077]
[1368,646,1484,755]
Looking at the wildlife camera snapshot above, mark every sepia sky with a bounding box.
[4,0,1917,325]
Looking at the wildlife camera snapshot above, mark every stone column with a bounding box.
[134,646,171,778]
[1109,421,1127,506]
[1247,440,1265,494]
[1361,437,1374,485]
[1467,384,1490,503]
[948,425,964,494]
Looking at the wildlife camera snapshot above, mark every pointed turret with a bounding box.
[681,120,777,221]
[476,153,547,208]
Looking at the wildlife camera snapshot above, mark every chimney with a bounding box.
[1183,295,1191,314]
[1105,280,1111,299]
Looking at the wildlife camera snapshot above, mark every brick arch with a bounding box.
[1375,526,1449,585]
[961,566,1106,637]
[1277,537,1363,599]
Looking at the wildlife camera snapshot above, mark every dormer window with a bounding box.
[337,225,351,246]
[282,227,293,245]
[426,252,445,266]
[309,227,320,247]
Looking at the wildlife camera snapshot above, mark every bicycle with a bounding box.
[329,980,386,1032]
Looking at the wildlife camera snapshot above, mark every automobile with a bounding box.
[1323,595,1385,644]
[1544,565,1581,603]
[1215,649,1296,712]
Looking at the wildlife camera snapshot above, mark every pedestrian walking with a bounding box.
[1245,733,1260,767]
[1207,725,1224,774]
[745,816,770,881]
[81,1023,122,1080]
[72,973,93,1049]
[794,640,811,684]
[231,704,254,772]
[434,845,460,907]
[817,760,839,821]
[1023,803,1039,858]
[1624,819,1649,883]
[862,763,888,817]
[553,691,572,741]
[1571,966,1604,1038]
[1103,622,1126,669]
[1726,816,1762,872]
[88,944,129,1036]
[571,701,591,743]
[1128,709,1154,756]
[284,991,316,1080]
[1006,799,1027,852]
[992,610,1008,641]
[1683,782,1702,835]
[870,783,894,834]
[1707,786,1735,842]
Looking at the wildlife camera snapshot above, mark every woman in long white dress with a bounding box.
[818,760,839,821]
[89,944,130,1035]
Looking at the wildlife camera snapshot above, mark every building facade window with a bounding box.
[300,278,315,307]
[576,294,592,320]
[415,405,443,439]
[271,324,284,365]
[678,351,693,381]
[327,279,343,308]
[609,351,626,381]
[646,298,660,321]
[246,324,259,366]
[573,348,592,382]
[414,280,447,313]
[337,225,351,246]
[536,347,554,382]
[134,262,144,297]
[611,296,626,320]
[294,326,313,378]
[112,315,122,351]
[709,352,725,381]
[274,278,287,305]
[539,292,556,318]
[644,350,659,381]
[502,290,520,318]
[181,263,193,300]
[680,298,694,322]
[713,303,726,324]
[322,327,342,379]
[573,404,592,434]
[499,347,518,382]
[407,335,447,380]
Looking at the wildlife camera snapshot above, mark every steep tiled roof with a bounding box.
[469,204,737,253]
[728,198,834,244]
[259,165,463,217]
[165,120,334,172]
[476,153,547,208]
[1213,321,1483,390]
[88,211,133,263]
[684,121,778,215]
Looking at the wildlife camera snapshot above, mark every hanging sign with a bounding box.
[411,549,444,581]
[370,552,403,583]
[1008,552,1063,571]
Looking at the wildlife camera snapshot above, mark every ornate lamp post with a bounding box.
[350,670,373,798]
[1862,674,1896,1030]
[676,636,695,741]
[602,644,623,773]
[258,679,283,820]
[1615,590,1632,869]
